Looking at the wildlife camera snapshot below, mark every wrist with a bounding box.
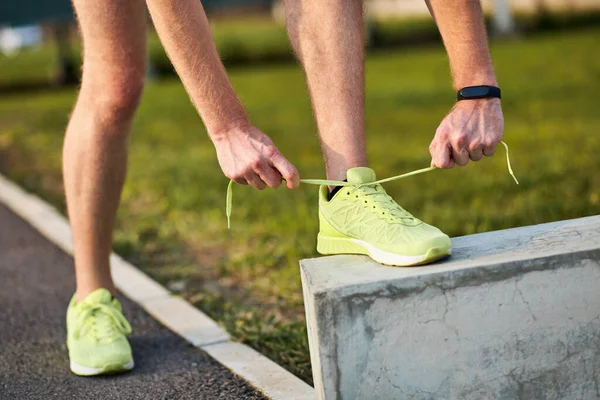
[453,69,497,91]
[470,97,501,106]
[456,97,501,111]
[208,115,250,140]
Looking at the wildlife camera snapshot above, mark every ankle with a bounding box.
[75,286,117,302]
[326,160,369,182]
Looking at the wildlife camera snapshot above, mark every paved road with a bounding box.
[0,204,267,400]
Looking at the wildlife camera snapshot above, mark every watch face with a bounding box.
[462,86,490,97]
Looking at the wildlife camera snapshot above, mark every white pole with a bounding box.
[493,0,515,35]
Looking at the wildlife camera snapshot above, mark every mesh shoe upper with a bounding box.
[66,288,132,369]
[319,167,451,256]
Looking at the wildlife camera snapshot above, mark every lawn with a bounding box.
[1,27,599,384]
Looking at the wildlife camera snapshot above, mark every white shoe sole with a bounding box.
[70,359,134,376]
[317,235,452,266]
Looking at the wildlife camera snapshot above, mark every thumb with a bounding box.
[431,141,454,169]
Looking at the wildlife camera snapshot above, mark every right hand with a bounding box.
[213,121,300,190]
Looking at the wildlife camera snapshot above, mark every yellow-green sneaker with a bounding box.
[66,288,134,376]
[317,167,451,266]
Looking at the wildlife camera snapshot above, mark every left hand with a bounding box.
[429,98,504,168]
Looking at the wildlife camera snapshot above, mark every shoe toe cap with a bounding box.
[385,229,451,256]
[70,338,133,368]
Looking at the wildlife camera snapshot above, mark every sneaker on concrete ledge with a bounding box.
[317,167,452,267]
[66,288,134,376]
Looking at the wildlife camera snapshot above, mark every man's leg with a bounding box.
[284,2,452,266]
[284,0,367,181]
[63,0,146,301]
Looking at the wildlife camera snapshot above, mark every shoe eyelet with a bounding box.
[347,192,350,195]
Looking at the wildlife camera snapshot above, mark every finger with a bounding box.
[258,164,283,189]
[468,147,484,162]
[270,151,300,189]
[429,140,438,167]
[245,172,267,190]
[233,177,247,185]
[432,142,454,169]
[452,146,470,167]
[483,142,498,157]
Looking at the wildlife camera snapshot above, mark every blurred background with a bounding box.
[1,0,599,385]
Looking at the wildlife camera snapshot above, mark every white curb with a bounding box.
[204,341,314,399]
[0,173,314,400]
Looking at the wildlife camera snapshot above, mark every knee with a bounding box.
[81,69,145,126]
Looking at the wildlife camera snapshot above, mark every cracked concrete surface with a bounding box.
[301,216,600,400]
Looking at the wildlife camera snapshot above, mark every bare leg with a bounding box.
[64,0,146,301]
[284,0,367,181]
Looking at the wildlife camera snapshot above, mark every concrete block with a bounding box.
[301,216,600,400]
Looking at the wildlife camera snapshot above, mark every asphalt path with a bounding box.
[0,203,267,400]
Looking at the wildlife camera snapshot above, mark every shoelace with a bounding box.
[73,302,132,343]
[226,141,519,229]
[350,184,417,223]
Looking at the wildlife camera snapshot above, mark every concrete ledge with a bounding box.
[301,216,600,400]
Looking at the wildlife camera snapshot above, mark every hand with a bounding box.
[213,122,300,190]
[429,98,504,168]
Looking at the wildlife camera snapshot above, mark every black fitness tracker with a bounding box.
[457,85,501,101]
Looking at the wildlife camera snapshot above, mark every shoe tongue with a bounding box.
[346,167,377,184]
[83,288,113,305]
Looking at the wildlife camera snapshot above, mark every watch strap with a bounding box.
[457,85,501,101]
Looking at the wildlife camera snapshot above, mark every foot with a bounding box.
[66,288,134,376]
[317,167,452,266]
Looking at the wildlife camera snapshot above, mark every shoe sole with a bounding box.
[317,234,451,267]
[70,359,134,376]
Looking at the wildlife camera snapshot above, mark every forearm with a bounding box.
[146,0,247,137]
[425,0,497,90]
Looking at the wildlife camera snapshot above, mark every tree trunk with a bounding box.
[52,23,78,86]
[493,0,515,36]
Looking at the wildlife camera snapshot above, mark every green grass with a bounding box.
[1,27,600,384]
[0,45,60,86]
